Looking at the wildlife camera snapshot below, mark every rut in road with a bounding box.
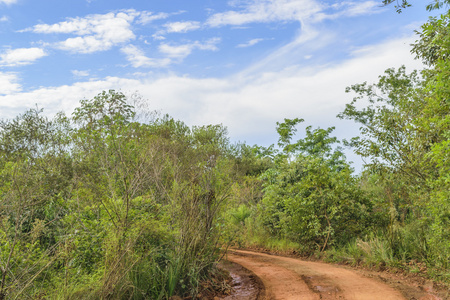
[227,250,406,300]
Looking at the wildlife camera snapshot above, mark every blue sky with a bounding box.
[0,0,438,170]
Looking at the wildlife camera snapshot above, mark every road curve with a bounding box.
[226,249,405,300]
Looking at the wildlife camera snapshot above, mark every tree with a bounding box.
[381,0,447,12]
[339,10,450,270]
[337,66,435,183]
[0,108,71,298]
[276,118,304,154]
[258,120,370,252]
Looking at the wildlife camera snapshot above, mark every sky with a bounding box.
[0,0,438,171]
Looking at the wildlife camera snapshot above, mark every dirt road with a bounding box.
[226,249,407,300]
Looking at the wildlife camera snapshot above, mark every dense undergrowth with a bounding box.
[0,91,237,299]
[1,3,450,299]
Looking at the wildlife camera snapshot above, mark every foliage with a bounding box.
[0,108,71,298]
[3,7,450,293]
[224,8,450,283]
[381,0,447,12]
[338,66,432,181]
[0,90,238,299]
[248,120,370,252]
[337,10,450,279]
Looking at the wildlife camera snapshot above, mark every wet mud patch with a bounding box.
[217,260,265,300]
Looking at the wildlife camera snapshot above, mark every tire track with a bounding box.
[227,250,405,300]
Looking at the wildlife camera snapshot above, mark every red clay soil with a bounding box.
[222,250,447,300]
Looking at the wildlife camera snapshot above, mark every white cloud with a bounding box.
[163,21,201,33]
[29,12,133,35]
[0,72,21,95]
[152,34,166,41]
[0,35,424,171]
[0,47,47,66]
[0,0,18,5]
[0,77,137,115]
[71,70,90,77]
[0,15,9,22]
[237,38,264,48]
[343,1,382,16]
[204,0,384,78]
[159,38,220,59]
[0,35,423,135]
[158,44,192,59]
[121,45,171,68]
[206,0,383,27]
[58,36,112,53]
[25,11,138,53]
[237,22,321,76]
[206,0,323,27]
[137,11,170,24]
[323,1,384,20]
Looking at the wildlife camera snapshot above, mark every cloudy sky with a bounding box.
[0,0,437,170]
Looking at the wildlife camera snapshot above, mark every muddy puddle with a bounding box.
[218,261,264,300]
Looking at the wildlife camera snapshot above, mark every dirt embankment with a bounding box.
[220,250,447,300]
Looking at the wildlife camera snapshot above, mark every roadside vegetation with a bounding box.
[227,4,450,284]
[0,91,238,299]
[0,2,449,299]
